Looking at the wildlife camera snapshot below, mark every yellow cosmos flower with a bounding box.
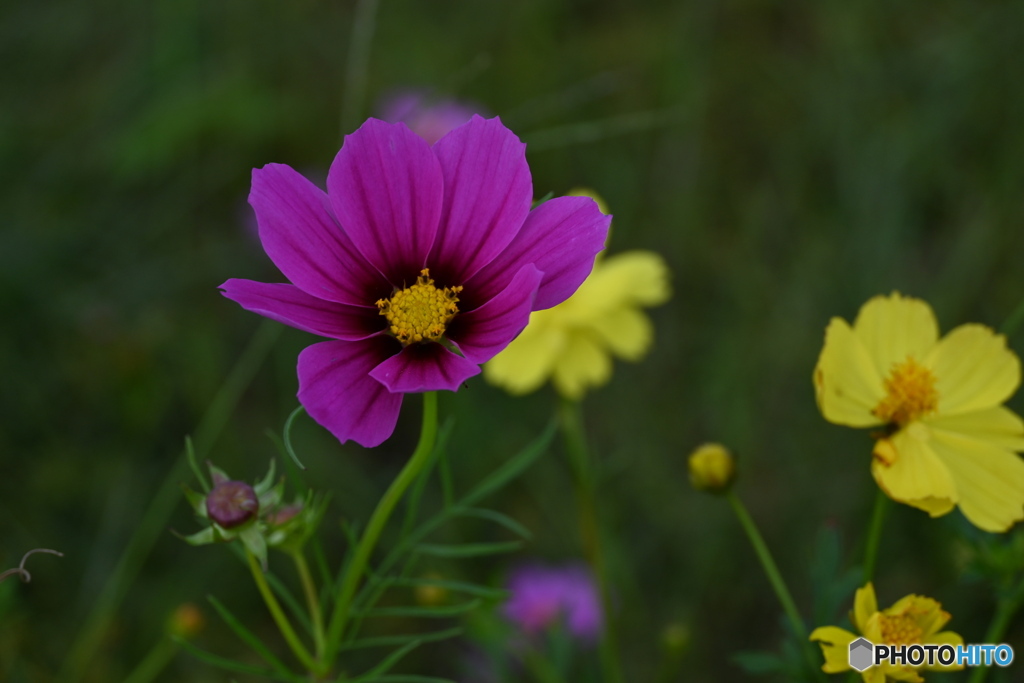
[484,190,670,399]
[810,582,963,683]
[814,292,1024,531]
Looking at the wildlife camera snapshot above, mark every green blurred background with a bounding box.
[3,0,1024,680]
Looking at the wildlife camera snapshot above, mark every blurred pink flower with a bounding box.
[377,90,484,145]
[503,563,603,642]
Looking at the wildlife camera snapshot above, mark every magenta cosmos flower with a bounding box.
[220,116,609,447]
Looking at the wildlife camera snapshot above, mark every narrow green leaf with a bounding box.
[340,627,463,651]
[185,436,209,492]
[371,677,456,683]
[348,637,424,683]
[206,595,294,677]
[459,421,556,508]
[172,636,302,681]
[282,405,308,471]
[394,577,508,600]
[454,507,532,539]
[361,599,481,619]
[415,541,523,558]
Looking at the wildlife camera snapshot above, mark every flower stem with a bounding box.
[862,488,888,584]
[340,0,380,135]
[121,637,178,683]
[725,491,824,681]
[558,397,624,683]
[293,550,326,662]
[999,294,1024,338]
[967,574,1024,683]
[246,549,318,673]
[324,391,439,665]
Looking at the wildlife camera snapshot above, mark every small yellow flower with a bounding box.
[814,292,1024,531]
[484,190,670,399]
[810,582,963,683]
[688,443,736,494]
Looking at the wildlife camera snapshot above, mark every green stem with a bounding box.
[324,392,439,665]
[558,398,624,683]
[726,492,822,680]
[968,575,1024,683]
[862,489,888,584]
[339,0,381,135]
[121,637,178,683]
[294,551,326,662]
[1000,294,1024,338]
[246,549,318,673]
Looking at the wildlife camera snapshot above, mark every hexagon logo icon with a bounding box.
[849,637,874,672]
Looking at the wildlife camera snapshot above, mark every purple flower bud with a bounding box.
[267,503,302,526]
[206,481,258,529]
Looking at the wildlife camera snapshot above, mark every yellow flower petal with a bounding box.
[482,314,562,395]
[882,665,924,683]
[926,406,1024,451]
[924,631,965,671]
[861,667,887,683]
[552,332,612,399]
[885,594,949,636]
[809,626,856,673]
[853,293,939,376]
[589,307,654,361]
[927,324,1021,416]
[571,251,671,312]
[871,427,957,514]
[853,583,878,633]
[929,427,1024,531]
[814,318,886,427]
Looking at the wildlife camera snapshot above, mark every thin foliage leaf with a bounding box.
[361,599,481,619]
[206,595,295,677]
[340,626,463,651]
[172,636,303,682]
[415,541,523,558]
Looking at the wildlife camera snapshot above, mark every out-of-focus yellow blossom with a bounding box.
[166,603,205,639]
[688,443,736,494]
[484,190,670,399]
[814,292,1024,531]
[810,582,963,682]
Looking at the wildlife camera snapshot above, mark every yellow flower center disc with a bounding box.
[878,612,924,645]
[872,356,939,425]
[376,269,463,345]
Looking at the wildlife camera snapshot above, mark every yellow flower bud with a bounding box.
[688,443,736,494]
[166,603,205,639]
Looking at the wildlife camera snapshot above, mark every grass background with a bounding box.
[2,0,1023,680]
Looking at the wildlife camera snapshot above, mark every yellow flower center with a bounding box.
[376,269,463,345]
[872,356,939,425]
[878,613,924,645]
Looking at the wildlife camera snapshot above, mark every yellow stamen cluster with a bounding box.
[878,612,924,645]
[376,269,463,345]
[872,356,939,426]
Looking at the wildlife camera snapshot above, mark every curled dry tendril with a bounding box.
[0,548,63,584]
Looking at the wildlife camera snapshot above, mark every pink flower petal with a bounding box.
[327,119,444,284]
[466,195,610,311]
[428,116,532,284]
[369,343,481,393]
[219,279,381,340]
[447,265,542,364]
[297,338,404,447]
[250,164,391,306]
